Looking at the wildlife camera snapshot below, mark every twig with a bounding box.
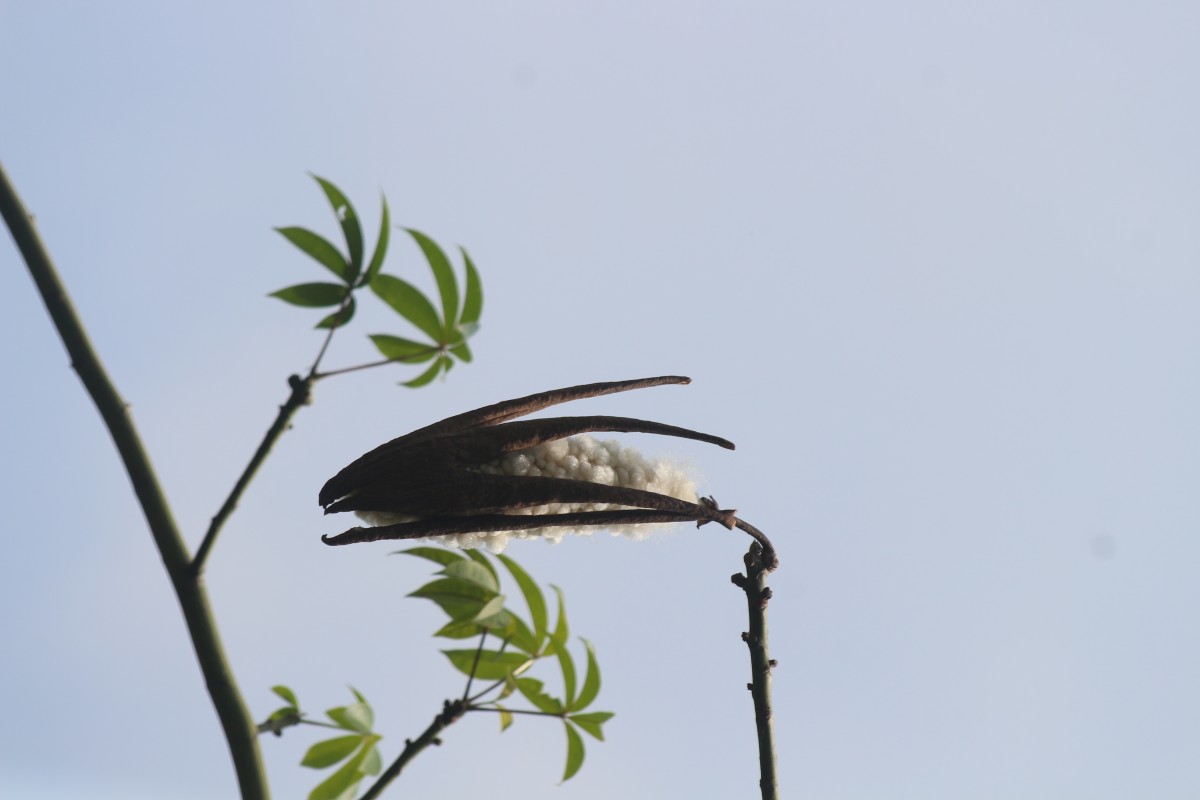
[192,373,313,574]
[731,525,779,800]
[0,161,269,799]
[358,699,466,800]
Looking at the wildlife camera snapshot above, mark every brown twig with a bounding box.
[731,528,779,800]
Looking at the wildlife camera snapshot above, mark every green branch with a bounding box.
[0,161,269,800]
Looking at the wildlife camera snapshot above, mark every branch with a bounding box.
[193,373,312,574]
[731,524,779,800]
[358,699,466,800]
[1,162,269,800]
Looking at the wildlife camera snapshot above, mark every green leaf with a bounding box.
[402,357,443,388]
[307,735,379,800]
[516,677,563,714]
[275,227,351,282]
[301,735,362,769]
[497,704,514,732]
[561,721,586,782]
[364,194,390,285]
[573,639,601,711]
[397,546,464,567]
[270,282,347,308]
[312,175,364,281]
[361,742,382,776]
[407,229,458,337]
[409,577,497,621]
[272,685,299,708]
[471,594,508,623]
[502,612,539,655]
[449,340,473,364]
[459,246,483,326]
[442,560,500,593]
[315,296,355,329]
[370,273,443,342]
[369,334,438,364]
[433,618,485,640]
[326,702,373,733]
[463,549,499,585]
[442,649,530,680]
[553,634,577,708]
[567,711,613,741]
[497,554,548,650]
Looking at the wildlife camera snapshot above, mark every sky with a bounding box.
[2,1,1199,798]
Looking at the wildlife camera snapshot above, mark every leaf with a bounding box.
[573,639,601,711]
[407,229,459,337]
[459,246,483,326]
[270,282,347,308]
[471,594,508,624]
[550,584,570,644]
[502,612,540,655]
[402,358,443,388]
[370,274,444,342]
[449,340,473,364]
[567,711,613,741]
[409,577,496,621]
[396,546,464,567]
[364,194,390,285]
[361,741,382,776]
[497,704,514,732]
[442,649,530,680]
[307,735,379,800]
[561,721,586,782]
[433,618,485,640]
[315,296,355,329]
[463,549,499,585]
[497,554,547,650]
[553,634,577,708]
[368,334,438,364]
[272,685,299,708]
[326,702,373,733]
[301,735,362,769]
[516,677,563,714]
[349,687,368,705]
[275,227,351,282]
[312,175,364,281]
[442,560,499,593]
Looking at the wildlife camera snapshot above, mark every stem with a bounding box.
[0,162,269,799]
[314,348,442,381]
[358,699,466,800]
[462,630,488,702]
[192,373,312,574]
[732,534,779,800]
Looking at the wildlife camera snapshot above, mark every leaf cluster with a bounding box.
[261,685,383,800]
[403,547,614,782]
[270,175,483,386]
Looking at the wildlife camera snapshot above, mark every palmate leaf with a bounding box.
[441,560,500,593]
[301,735,361,769]
[316,296,355,329]
[370,273,443,342]
[270,282,347,308]
[397,546,465,567]
[271,685,299,708]
[275,227,350,282]
[497,554,548,650]
[573,638,602,711]
[406,229,458,339]
[567,711,613,741]
[311,175,365,281]
[402,355,450,388]
[561,722,586,782]
[326,700,373,733]
[368,334,438,364]
[364,194,390,285]
[442,649,530,680]
[307,735,379,800]
[409,577,497,622]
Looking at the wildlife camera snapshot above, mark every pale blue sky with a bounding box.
[3,2,1199,798]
